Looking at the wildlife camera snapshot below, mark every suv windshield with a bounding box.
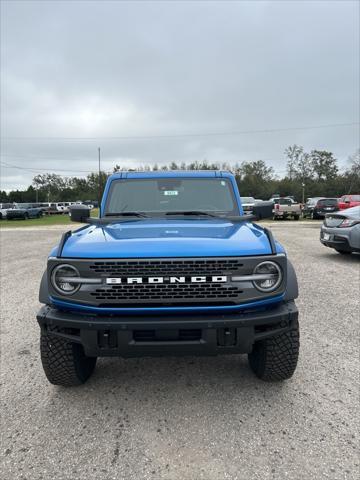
[105,178,239,215]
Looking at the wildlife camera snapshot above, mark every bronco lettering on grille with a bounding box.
[106,276,227,285]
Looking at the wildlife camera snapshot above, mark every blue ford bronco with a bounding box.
[37,171,299,386]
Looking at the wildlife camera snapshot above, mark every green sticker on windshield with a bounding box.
[163,191,179,196]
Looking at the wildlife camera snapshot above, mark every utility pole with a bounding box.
[302,183,305,205]
[98,147,101,206]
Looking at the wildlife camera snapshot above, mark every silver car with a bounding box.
[320,206,360,254]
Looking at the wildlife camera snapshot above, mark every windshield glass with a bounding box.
[278,198,292,205]
[105,178,239,215]
[317,199,338,206]
[17,203,31,208]
[339,195,360,202]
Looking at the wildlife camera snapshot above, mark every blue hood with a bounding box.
[60,219,279,258]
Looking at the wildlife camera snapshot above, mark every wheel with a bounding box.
[37,212,43,218]
[0,213,2,220]
[248,319,300,381]
[293,215,300,221]
[311,211,317,220]
[24,213,29,220]
[40,331,97,386]
[335,249,351,255]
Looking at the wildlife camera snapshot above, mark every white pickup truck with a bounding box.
[271,197,301,220]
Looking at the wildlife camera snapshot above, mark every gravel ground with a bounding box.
[1,224,359,480]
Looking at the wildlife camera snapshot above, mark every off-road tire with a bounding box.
[40,332,97,386]
[248,319,300,381]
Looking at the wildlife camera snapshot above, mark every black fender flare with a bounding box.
[284,259,299,301]
[39,270,50,304]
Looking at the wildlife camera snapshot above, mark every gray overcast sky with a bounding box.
[0,0,359,190]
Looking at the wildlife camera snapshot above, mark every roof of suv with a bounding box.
[109,170,234,180]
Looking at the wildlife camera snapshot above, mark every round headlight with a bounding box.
[51,264,80,295]
[253,261,282,292]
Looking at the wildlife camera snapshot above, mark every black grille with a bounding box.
[49,255,287,308]
[90,283,242,303]
[88,258,244,276]
[133,329,202,342]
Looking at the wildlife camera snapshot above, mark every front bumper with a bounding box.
[37,301,298,357]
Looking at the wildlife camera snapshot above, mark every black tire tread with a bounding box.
[248,319,300,381]
[40,332,96,386]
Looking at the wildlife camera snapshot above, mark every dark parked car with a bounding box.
[6,203,43,220]
[320,206,360,254]
[303,198,339,219]
[83,200,97,209]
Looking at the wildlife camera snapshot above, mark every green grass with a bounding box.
[0,209,99,228]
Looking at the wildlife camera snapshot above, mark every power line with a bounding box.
[0,153,93,162]
[0,160,291,179]
[0,152,288,166]
[1,122,358,141]
[0,161,94,173]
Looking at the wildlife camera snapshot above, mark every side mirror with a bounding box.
[252,201,274,220]
[69,205,91,223]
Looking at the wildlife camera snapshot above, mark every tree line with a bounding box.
[1,145,359,203]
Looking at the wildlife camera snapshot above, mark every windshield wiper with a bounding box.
[105,212,148,218]
[165,211,217,217]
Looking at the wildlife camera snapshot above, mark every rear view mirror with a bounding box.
[69,205,91,223]
[252,201,274,220]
